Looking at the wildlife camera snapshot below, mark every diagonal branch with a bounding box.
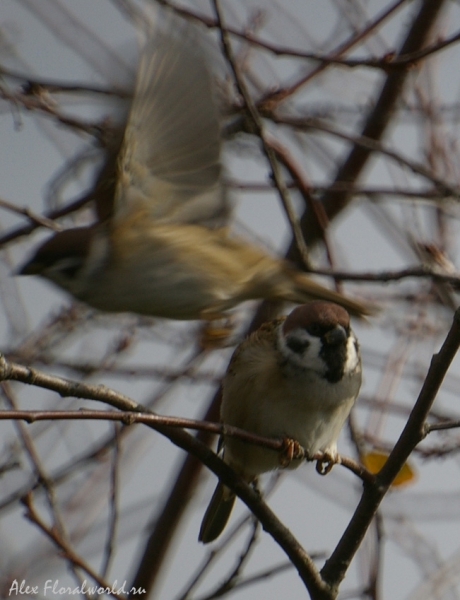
[0,353,376,599]
[321,306,460,591]
[212,0,312,269]
[289,0,448,262]
[0,357,327,598]
[21,493,127,600]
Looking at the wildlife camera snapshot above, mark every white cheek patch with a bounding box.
[279,326,360,377]
[345,333,360,373]
[278,328,327,374]
[302,336,327,373]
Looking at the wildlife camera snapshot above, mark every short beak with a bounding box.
[324,325,347,346]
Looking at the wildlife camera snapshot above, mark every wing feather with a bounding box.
[114,17,228,227]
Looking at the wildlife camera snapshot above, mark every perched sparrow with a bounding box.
[19,17,369,320]
[199,301,362,543]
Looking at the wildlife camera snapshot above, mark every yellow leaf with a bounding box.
[361,450,416,487]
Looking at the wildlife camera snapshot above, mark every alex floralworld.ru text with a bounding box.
[9,579,146,596]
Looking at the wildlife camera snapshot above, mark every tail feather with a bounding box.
[199,481,236,544]
[242,258,373,318]
[288,270,372,318]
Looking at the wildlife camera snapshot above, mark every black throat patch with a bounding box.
[319,339,348,383]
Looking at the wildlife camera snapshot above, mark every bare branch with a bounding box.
[321,306,460,589]
[0,405,373,485]
[0,66,130,97]
[425,419,460,433]
[0,196,61,231]
[0,85,108,139]
[0,365,374,599]
[211,0,312,270]
[21,493,128,600]
[310,265,460,286]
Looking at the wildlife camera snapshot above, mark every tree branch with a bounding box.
[321,306,460,590]
[0,353,376,599]
[21,493,128,600]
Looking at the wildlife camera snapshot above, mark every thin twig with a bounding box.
[1,383,90,595]
[0,405,372,484]
[309,265,460,286]
[0,86,108,139]
[226,179,450,200]
[425,419,460,433]
[195,522,259,600]
[211,0,312,270]
[273,115,460,198]
[0,66,130,97]
[21,493,128,600]
[154,0,414,71]
[0,427,119,513]
[0,190,96,247]
[265,135,333,266]
[0,196,62,231]
[100,423,121,579]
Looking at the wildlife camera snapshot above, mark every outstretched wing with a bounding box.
[113,17,228,228]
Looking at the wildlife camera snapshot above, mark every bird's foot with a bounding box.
[279,437,306,468]
[315,451,338,475]
[198,317,235,350]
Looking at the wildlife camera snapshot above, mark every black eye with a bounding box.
[52,257,84,279]
[286,336,310,354]
[60,264,81,278]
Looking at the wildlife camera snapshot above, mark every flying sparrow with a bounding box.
[19,17,369,320]
[199,300,362,543]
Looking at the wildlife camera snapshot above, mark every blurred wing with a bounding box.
[113,19,228,227]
